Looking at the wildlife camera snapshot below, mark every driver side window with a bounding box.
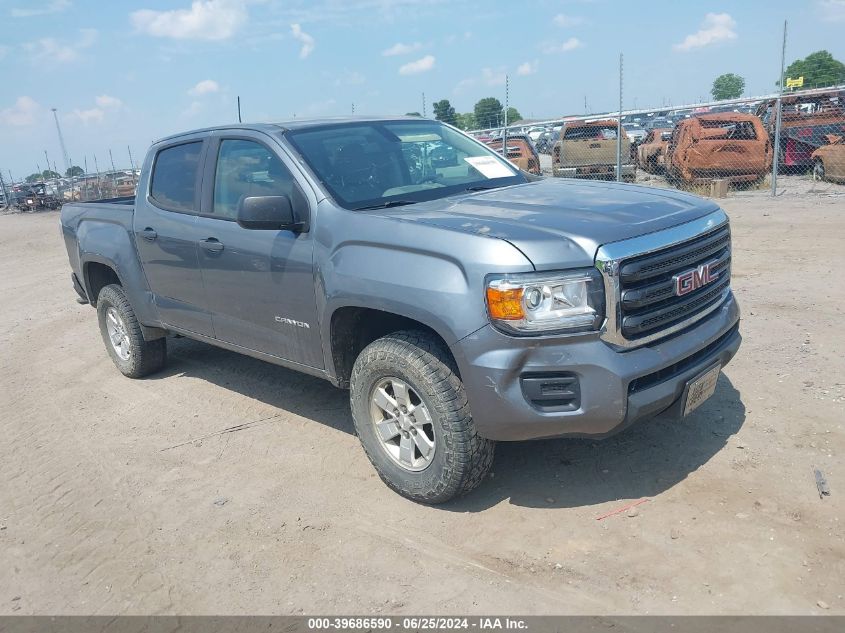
[212,139,297,220]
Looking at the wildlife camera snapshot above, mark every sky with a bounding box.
[1,0,844,179]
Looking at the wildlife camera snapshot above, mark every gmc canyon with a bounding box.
[60,117,741,503]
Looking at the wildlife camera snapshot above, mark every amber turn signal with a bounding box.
[486,286,525,320]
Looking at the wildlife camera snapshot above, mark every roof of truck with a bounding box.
[153,115,428,144]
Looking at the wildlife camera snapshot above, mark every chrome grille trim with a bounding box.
[595,209,731,349]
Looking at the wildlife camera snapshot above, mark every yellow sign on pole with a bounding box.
[785,76,804,88]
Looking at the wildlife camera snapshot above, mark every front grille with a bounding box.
[617,223,731,340]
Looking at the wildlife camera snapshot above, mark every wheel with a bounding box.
[813,159,826,182]
[350,331,495,504]
[96,284,167,378]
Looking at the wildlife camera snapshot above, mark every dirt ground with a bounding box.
[0,193,843,616]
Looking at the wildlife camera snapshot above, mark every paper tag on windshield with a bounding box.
[464,156,515,179]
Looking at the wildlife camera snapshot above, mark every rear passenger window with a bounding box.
[150,142,202,213]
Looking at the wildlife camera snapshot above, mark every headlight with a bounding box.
[486,268,605,334]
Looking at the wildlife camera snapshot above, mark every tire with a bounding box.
[350,330,495,504]
[96,284,167,378]
[813,159,826,182]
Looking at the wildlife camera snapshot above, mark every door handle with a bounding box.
[139,228,157,241]
[199,238,224,253]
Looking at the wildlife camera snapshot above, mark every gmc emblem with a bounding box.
[673,261,719,296]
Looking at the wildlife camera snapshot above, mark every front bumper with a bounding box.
[553,163,636,179]
[451,293,740,441]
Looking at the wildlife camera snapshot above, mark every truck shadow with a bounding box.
[446,374,746,512]
[152,337,355,436]
[154,338,744,511]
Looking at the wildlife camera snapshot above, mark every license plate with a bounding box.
[682,364,721,417]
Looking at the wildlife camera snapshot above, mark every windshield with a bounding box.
[285,119,525,210]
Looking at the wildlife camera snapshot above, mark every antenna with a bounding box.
[51,108,71,172]
[237,96,242,123]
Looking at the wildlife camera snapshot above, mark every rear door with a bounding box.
[193,133,323,368]
[133,138,214,336]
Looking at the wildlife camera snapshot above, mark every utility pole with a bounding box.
[51,108,71,172]
[771,20,787,197]
[109,148,117,196]
[93,154,101,199]
[422,92,426,118]
[503,74,509,158]
[617,53,623,182]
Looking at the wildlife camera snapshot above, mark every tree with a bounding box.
[474,97,503,129]
[454,112,477,131]
[66,166,84,177]
[42,170,60,179]
[432,99,457,125]
[711,73,745,100]
[782,50,845,89]
[504,107,522,125]
[25,173,42,183]
[405,111,421,117]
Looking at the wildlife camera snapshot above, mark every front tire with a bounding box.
[350,331,495,504]
[96,284,167,378]
[813,159,826,182]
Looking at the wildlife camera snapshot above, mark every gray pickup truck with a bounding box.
[61,116,741,503]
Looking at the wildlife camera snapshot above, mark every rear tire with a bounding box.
[350,330,495,504]
[96,284,167,378]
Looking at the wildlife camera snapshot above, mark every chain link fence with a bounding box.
[469,85,845,199]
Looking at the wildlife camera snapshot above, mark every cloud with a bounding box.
[516,60,538,76]
[23,28,97,63]
[398,54,435,75]
[131,0,247,41]
[188,79,220,96]
[819,0,845,21]
[95,94,123,108]
[674,13,737,51]
[553,13,584,27]
[334,71,366,86]
[540,37,583,54]
[68,94,123,124]
[10,0,70,18]
[0,96,40,126]
[290,23,315,58]
[481,67,506,86]
[182,101,203,118]
[382,41,422,56]
[70,108,105,124]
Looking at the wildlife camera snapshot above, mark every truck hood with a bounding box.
[370,178,720,269]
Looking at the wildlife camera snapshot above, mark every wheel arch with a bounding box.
[326,305,459,389]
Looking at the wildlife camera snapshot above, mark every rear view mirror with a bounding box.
[237,195,302,231]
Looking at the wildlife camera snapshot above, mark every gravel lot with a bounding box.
[1,193,843,615]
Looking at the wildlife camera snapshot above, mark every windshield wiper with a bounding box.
[354,200,416,211]
[464,184,503,192]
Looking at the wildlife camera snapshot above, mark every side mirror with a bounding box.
[237,195,302,231]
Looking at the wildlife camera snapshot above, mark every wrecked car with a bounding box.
[811,134,845,183]
[552,120,635,181]
[637,128,672,174]
[666,113,771,185]
[484,134,542,175]
[756,90,845,172]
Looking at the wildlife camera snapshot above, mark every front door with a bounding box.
[194,136,323,369]
[133,139,214,336]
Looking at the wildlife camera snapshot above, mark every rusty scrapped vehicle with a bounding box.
[552,119,635,181]
[637,128,672,174]
[755,89,845,171]
[666,113,771,185]
[484,135,541,175]
[811,134,845,183]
